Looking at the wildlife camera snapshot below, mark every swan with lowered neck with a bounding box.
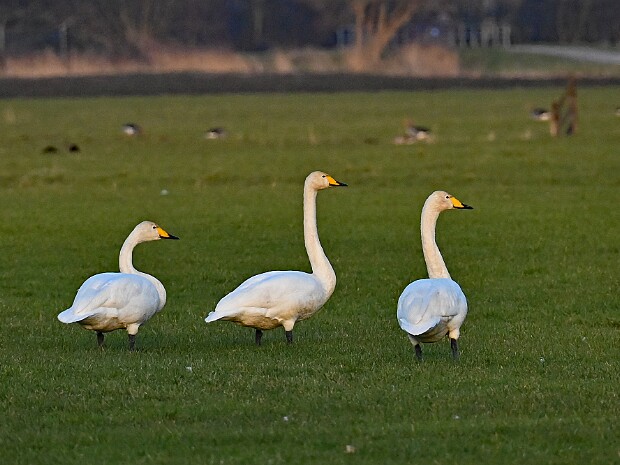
[57,221,179,350]
[205,171,347,345]
[397,191,473,360]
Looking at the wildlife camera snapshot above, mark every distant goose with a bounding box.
[615,107,620,117]
[205,127,227,139]
[122,123,142,136]
[397,191,473,360]
[205,171,347,345]
[57,221,179,350]
[530,108,551,121]
[404,119,432,141]
[42,145,59,154]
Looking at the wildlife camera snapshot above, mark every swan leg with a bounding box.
[407,334,422,361]
[255,329,263,346]
[415,344,423,360]
[127,324,140,351]
[128,334,137,351]
[285,330,293,344]
[96,332,105,348]
[450,338,459,360]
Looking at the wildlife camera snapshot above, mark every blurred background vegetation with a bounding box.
[0,1,618,77]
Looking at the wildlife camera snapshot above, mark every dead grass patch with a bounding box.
[1,45,459,78]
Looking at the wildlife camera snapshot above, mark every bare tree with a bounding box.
[349,0,421,70]
[302,0,424,70]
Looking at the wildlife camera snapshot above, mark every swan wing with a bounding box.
[205,271,325,325]
[396,278,467,336]
[57,272,161,324]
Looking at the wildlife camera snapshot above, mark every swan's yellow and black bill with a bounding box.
[157,227,180,240]
[327,175,347,187]
[450,197,473,210]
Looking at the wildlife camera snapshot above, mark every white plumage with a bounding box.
[396,191,472,359]
[205,171,347,345]
[57,221,179,349]
[121,123,142,136]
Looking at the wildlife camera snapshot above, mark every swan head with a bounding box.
[429,191,473,212]
[306,171,347,191]
[132,221,180,242]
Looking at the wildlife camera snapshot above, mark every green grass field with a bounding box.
[1,86,619,464]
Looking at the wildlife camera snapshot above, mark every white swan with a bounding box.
[57,221,179,350]
[397,191,472,360]
[205,171,347,345]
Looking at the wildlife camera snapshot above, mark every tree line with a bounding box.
[0,0,618,61]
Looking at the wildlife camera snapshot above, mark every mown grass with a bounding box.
[0,87,618,464]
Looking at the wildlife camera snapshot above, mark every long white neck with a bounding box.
[118,231,167,309]
[303,180,337,297]
[420,199,451,279]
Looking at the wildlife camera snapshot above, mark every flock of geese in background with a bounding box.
[41,103,620,154]
[57,170,472,360]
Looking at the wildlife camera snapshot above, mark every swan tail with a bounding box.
[204,311,223,323]
[398,316,442,338]
[57,307,96,324]
[204,306,249,323]
[416,320,449,343]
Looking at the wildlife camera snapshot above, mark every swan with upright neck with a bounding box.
[57,221,179,350]
[205,171,347,345]
[397,191,472,360]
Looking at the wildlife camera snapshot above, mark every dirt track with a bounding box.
[1,73,619,98]
[510,45,620,65]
